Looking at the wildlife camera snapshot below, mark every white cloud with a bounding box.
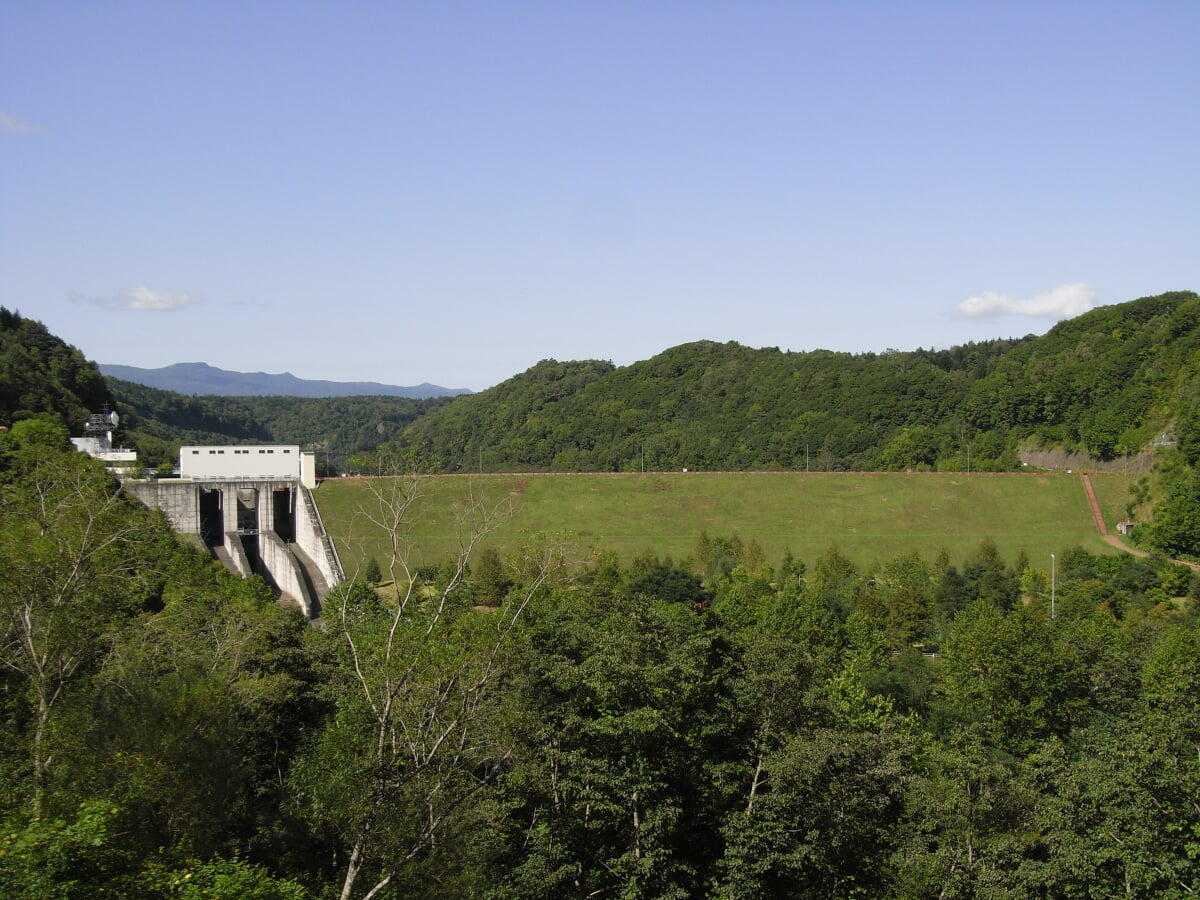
[79,286,200,311]
[957,283,1096,320]
[123,285,198,311]
[0,110,37,134]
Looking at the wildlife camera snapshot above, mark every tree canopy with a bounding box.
[367,291,1200,474]
[0,307,114,430]
[1,407,1199,897]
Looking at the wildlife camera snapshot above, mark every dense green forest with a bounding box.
[2,299,1200,896]
[68,290,1200,479]
[6,292,1200,479]
[380,343,1020,473]
[2,424,1199,898]
[0,308,115,428]
[373,290,1200,475]
[104,378,453,472]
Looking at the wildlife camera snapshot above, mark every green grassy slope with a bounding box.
[1087,472,1139,530]
[315,471,1134,575]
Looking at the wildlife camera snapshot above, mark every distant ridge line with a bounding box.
[100,361,471,399]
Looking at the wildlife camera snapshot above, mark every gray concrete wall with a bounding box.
[258,532,314,617]
[1017,449,1155,474]
[295,484,344,587]
[231,483,263,535]
[124,480,199,533]
[224,531,253,578]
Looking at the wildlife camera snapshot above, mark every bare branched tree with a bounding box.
[293,467,567,900]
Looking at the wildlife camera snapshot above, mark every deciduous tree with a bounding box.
[290,472,560,900]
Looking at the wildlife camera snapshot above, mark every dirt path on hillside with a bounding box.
[1089,482,1200,571]
[1102,533,1146,556]
[1102,533,1200,571]
[1079,474,1107,535]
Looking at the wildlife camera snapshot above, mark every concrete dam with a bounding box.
[125,446,344,617]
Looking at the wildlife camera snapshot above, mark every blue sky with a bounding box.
[2,2,1197,392]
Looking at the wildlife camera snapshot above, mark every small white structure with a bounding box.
[71,410,138,465]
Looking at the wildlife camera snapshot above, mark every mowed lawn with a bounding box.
[315,471,1137,575]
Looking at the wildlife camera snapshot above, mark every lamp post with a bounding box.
[1050,553,1056,620]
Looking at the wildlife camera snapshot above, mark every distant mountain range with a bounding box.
[99,362,471,399]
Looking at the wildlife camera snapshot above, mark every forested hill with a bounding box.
[377,290,1200,473]
[106,378,453,471]
[385,342,1022,472]
[5,290,1199,475]
[963,290,1200,458]
[0,307,115,427]
[0,308,454,471]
